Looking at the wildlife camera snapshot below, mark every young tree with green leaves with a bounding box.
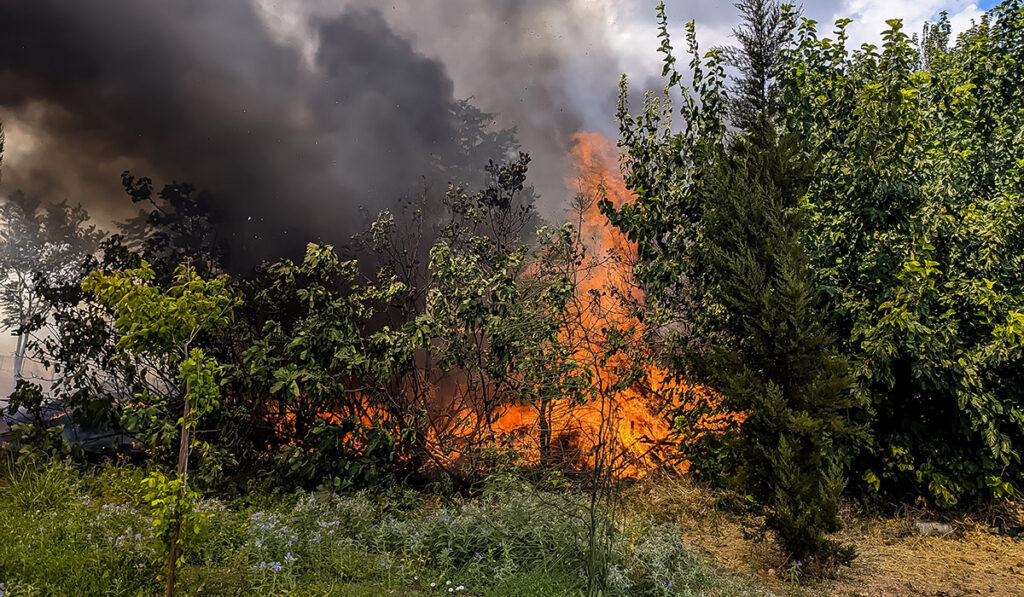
[690,124,861,564]
[83,262,237,597]
[237,241,411,488]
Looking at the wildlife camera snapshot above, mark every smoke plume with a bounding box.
[0,0,751,268]
[0,0,476,266]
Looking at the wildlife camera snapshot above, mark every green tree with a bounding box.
[723,0,787,130]
[0,192,104,384]
[236,242,410,488]
[778,4,1024,506]
[690,124,861,564]
[606,3,864,563]
[83,262,237,597]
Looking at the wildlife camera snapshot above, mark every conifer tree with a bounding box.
[724,0,786,130]
[688,122,863,564]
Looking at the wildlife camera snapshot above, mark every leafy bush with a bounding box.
[607,4,862,564]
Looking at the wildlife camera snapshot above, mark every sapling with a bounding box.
[84,261,237,596]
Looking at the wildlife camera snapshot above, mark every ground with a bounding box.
[624,475,1024,597]
[1,461,1022,596]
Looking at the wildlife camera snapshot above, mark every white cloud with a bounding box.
[816,0,984,47]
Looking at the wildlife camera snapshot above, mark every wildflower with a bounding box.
[456,586,465,591]
[430,582,436,587]
[285,552,297,562]
[269,561,282,572]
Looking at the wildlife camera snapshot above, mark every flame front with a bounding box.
[266,132,741,479]
[483,132,741,477]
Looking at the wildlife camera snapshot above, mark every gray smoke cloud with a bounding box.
[0,0,977,268]
[0,0,470,266]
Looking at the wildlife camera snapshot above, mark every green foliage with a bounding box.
[0,465,749,597]
[20,236,150,450]
[690,127,861,564]
[83,261,237,593]
[609,5,865,564]
[603,4,727,311]
[237,241,410,488]
[142,470,212,569]
[778,2,1024,506]
[83,262,236,361]
[723,0,786,130]
[4,381,84,465]
[82,261,236,465]
[612,0,1024,531]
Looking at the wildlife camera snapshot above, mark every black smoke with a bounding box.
[0,0,488,267]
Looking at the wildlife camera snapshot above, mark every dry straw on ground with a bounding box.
[622,474,1024,597]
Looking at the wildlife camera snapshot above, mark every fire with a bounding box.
[484,132,741,477]
[264,132,741,480]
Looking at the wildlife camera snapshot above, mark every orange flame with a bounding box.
[264,132,741,480]
[484,132,741,477]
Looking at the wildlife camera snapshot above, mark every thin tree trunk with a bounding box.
[538,400,552,468]
[166,382,191,597]
[12,331,25,383]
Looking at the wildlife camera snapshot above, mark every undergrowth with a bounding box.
[0,459,755,596]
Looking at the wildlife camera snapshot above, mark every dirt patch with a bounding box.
[622,475,1024,597]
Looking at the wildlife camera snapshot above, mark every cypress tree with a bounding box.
[724,0,786,130]
[688,121,863,565]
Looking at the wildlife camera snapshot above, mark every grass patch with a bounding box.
[0,461,751,596]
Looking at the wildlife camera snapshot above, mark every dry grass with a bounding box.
[621,474,1024,597]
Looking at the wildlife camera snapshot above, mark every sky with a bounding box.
[0,0,999,267]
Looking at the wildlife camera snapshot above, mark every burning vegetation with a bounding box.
[258,131,742,482]
[5,1,1024,594]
